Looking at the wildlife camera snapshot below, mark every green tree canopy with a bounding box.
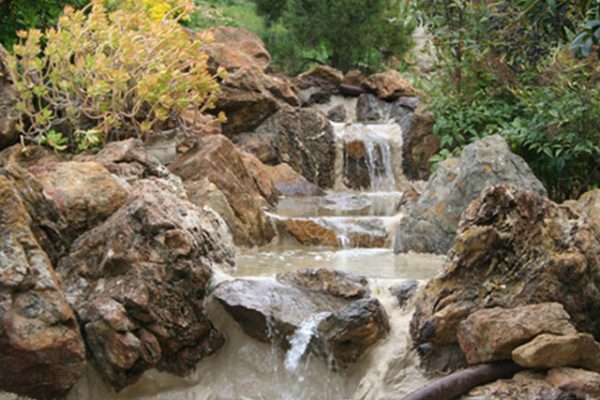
[254,0,414,72]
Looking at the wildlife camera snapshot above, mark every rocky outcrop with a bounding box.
[169,134,275,246]
[212,269,389,369]
[362,70,416,101]
[512,333,600,372]
[295,65,343,106]
[0,44,21,150]
[410,184,600,372]
[457,303,577,365]
[57,180,234,390]
[201,26,271,73]
[398,108,439,181]
[0,175,86,400]
[233,131,278,164]
[257,107,336,188]
[395,135,547,255]
[267,163,324,197]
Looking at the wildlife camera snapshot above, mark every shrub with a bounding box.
[7,0,224,152]
[0,0,89,49]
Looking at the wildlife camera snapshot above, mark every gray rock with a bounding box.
[356,94,390,123]
[389,280,418,309]
[212,269,389,369]
[395,135,547,255]
[327,104,347,122]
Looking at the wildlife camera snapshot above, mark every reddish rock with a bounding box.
[362,70,416,100]
[169,134,275,246]
[28,161,128,237]
[201,26,271,72]
[267,163,325,197]
[240,151,278,206]
[546,368,600,398]
[57,179,234,390]
[457,303,577,365]
[0,175,86,400]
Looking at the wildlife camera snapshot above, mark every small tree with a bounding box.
[254,0,415,72]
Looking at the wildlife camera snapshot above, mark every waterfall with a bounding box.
[284,312,332,375]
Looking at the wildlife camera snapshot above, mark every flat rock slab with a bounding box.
[213,269,389,368]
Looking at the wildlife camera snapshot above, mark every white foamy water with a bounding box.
[284,312,332,374]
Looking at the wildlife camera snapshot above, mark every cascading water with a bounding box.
[284,312,332,375]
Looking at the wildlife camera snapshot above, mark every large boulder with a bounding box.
[266,163,325,197]
[169,134,276,246]
[257,107,336,188]
[410,184,600,372]
[233,131,278,165]
[56,180,234,390]
[240,151,278,206]
[0,175,86,400]
[201,26,271,73]
[0,44,21,150]
[212,269,389,369]
[395,135,547,255]
[397,107,440,181]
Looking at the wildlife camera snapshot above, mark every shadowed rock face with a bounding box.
[0,44,21,150]
[395,135,547,255]
[0,175,86,400]
[410,184,600,372]
[57,180,235,391]
[212,269,389,369]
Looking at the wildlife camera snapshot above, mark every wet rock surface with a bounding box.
[0,176,86,400]
[57,180,235,390]
[169,134,275,246]
[213,269,389,369]
[410,184,600,373]
[395,135,547,255]
[389,280,419,309]
[356,94,390,123]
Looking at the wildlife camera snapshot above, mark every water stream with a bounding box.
[1,101,446,400]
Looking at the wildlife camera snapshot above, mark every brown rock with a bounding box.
[399,108,440,181]
[28,161,128,236]
[240,151,278,206]
[546,368,600,398]
[57,179,234,390]
[410,184,600,372]
[213,68,279,136]
[0,175,86,400]
[259,107,336,188]
[233,132,278,165]
[201,26,271,72]
[264,74,300,107]
[363,70,416,100]
[512,333,600,372]
[284,218,338,247]
[277,269,369,299]
[267,163,325,197]
[169,134,275,246]
[281,217,388,248]
[327,104,348,123]
[342,69,365,87]
[0,44,21,150]
[179,110,223,153]
[295,65,343,105]
[457,303,577,365]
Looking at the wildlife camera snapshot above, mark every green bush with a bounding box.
[8,0,224,152]
[0,0,89,49]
